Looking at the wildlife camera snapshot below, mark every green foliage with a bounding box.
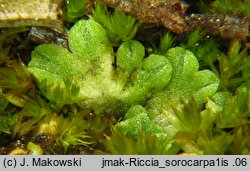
[111,90,248,154]
[186,28,205,48]
[217,84,250,128]
[159,32,175,53]
[93,3,140,45]
[181,29,249,91]
[171,98,233,154]
[117,88,249,154]
[199,0,250,19]
[153,31,175,55]
[132,54,172,91]
[0,61,41,136]
[0,62,34,93]
[146,47,219,140]
[28,19,113,107]
[0,61,47,137]
[170,84,250,154]
[195,39,221,71]
[0,44,9,65]
[116,40,145,73]
[115,105,166,140]
[55,115,93,153]
[219,39,250,90]
[105,106,180,155]
[182,28,220,71]
[172,98,202,136]
[28,19,172,115]
[63,0,88,23]
[105,127,178,154]
[109,86,248,154]
[0,27,28,65]
[68,19,112,61]
[27,142,43,155]
[0,113,17,134]
[12,97,52,137]
[0,90,8,114]
[1,1,249,154]
[147,47,219,115]
[39,78,81,108]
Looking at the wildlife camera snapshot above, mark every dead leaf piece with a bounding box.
[0,0,63,28]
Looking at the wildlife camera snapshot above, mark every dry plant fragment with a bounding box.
[186,14,250,40]
[98,0,249,39]
[0,0,63,28]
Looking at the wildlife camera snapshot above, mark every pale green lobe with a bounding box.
[115,105,167,140]
[29,44,78,78]
[68,19,113,62]
[116,40,145,73]
[146,47,220,137]
[28,44,80,101]
[139,54,172,90]
[163,47,219,105]
[124,54,172,105]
